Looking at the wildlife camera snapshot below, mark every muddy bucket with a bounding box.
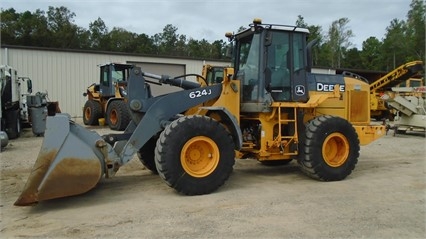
[15,114,107,206]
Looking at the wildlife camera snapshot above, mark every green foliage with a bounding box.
[406,0,425,61]
[46,6,81,48]
[1,8,51,47]
[157,24,179,55]
[327,18,354,68]
[360,37,382,70]
[381,19,408,70]
[344,48,363,69]
[0,6,228,59]
[89,17,109,50]
[296,0,424,71]
[0,1,423,68]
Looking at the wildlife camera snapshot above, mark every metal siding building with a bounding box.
[1,46,230,118]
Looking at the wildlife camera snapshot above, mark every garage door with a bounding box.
[128,61,185,96]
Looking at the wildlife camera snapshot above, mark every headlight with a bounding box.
[119,87,127,97]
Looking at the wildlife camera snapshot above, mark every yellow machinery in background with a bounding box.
[369,61,424,120]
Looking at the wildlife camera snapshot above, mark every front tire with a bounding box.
[155,115,235,195]
[106,100,130,131]
[83,100,102,125]
[298,115,360,181]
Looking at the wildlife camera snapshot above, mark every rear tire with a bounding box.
[83,100,102,125]
[155,115,235,195]
[298,115,360,181]
[137,136,158,174]
[106,100,130,131]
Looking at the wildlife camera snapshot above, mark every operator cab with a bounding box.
[228,19,310,112]
[99,63,133,97]
[206,66,225,85]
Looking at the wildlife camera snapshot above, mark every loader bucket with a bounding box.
[15,114,106,206]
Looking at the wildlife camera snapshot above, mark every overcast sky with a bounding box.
[1,0,412,49]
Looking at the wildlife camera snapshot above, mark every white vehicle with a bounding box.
[0,65,32,139]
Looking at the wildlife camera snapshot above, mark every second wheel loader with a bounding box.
[15,19,385,206]
[83,63,132,130]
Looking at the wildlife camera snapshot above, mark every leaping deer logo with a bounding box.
[295,85,305,96]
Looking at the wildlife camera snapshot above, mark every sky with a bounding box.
[0,0,412,49]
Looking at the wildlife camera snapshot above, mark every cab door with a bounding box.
[100,65,114,97]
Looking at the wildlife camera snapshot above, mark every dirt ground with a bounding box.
[0,120,425,239]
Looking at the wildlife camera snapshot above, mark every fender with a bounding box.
[201,106,243,150]
[105,97,124,109]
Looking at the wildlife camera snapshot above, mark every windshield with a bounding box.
[112,65,128,82]
[239,37,260,67]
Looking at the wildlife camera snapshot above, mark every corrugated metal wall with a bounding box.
[0,46,230,117]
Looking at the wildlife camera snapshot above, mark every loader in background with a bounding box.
[15,19,385,206]
[83,63,132,130]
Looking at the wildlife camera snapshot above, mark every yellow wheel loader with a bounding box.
[83,63,132,130]
[15,19,385,206]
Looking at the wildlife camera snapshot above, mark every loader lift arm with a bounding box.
[113,68,224,166]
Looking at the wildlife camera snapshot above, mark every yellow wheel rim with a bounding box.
[110,109,118,125]
[84,107,91,120]
[322,132,349,167]
[181,136,219,178]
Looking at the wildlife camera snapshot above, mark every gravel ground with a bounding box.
[0,121,425,239]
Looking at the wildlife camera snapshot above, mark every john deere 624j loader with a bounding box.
[15,19,385,206]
